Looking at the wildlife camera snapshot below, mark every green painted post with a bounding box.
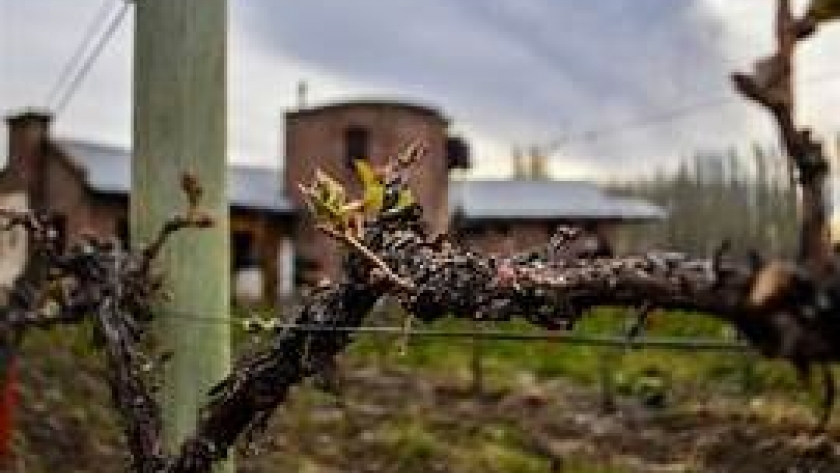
[132,0,232,470]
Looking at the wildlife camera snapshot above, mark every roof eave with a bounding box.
[455,213,666,222]
[89,187,298,217]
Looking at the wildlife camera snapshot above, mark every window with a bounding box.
[344,126,369,167]
[232,230,256,270]
[446,136,471,170]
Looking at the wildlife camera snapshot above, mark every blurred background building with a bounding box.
[1,100,664,305]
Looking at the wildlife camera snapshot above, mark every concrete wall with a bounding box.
[0,192,28,290]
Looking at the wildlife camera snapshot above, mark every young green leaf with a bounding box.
[353,159,386,215]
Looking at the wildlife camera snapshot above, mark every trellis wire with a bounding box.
[159,310,752,353]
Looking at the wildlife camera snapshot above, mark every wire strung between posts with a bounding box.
[542,67,840,152]
[45,0,117,107]
[267,323,751,352]
[51,0,131,115]
[154,310,752,353]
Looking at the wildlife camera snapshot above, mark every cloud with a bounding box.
[238,0,769,177]
[3,1,840,180]
[1,0,133,153]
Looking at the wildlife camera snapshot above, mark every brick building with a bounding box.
[1,110,296,302]
[450,179,664,255]
[284,100,469,280]
[1,100,663,304]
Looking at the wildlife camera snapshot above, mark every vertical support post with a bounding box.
[597,347,617,414]
[469,333,485,398]
[132,0,231,469]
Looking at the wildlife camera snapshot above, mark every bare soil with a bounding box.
[8,340,840,473]
[235,365,840,473]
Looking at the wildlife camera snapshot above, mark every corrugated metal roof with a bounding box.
[57,139,294,214]
[53,139,664,221]
[450,179,665,221]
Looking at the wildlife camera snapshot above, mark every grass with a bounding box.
[15,305,837,472]
[346,307,809,405]
[358,415,624,473]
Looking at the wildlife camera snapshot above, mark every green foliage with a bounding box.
[19,306,834,472]
[347,307,807,400]
[300,163,416,237]
[475,443,548,473]
[380,420,442,467]
[299,169,354,230]
[353,159,386,216]
[351,159,415,216]
[811,0,840,22]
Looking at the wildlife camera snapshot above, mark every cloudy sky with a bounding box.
[2,0,840,180]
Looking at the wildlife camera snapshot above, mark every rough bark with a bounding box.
[732,0,832,275]
[162,207,840,472]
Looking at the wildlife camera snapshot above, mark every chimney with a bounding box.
[4,109,52,203]
[296,80,308,110]
[512,146,527,179]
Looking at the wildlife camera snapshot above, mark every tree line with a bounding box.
[611,138,840,258]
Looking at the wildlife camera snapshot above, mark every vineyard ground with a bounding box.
[10,309,840,472]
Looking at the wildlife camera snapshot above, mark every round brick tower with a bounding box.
[283,99,452,283]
